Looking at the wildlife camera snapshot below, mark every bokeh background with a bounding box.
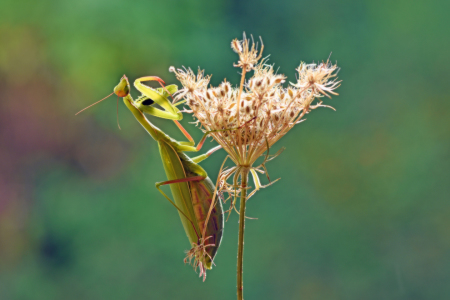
[1,0,449,299]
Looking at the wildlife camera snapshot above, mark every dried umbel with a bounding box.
[171,35,341,299]
[170,35,341,177]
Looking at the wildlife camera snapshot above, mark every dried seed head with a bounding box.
[291,60,341,98]
[232,33,264,72]
[173,36,340,167]
[169,66,211,103]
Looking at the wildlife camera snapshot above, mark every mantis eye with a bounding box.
[142,99,155,106]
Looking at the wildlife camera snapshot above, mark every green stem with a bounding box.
[237,168,249,300]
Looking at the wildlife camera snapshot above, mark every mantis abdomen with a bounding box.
[159,140,224,269]
[188,174,224,267]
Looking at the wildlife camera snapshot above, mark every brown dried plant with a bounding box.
[170,33,341,300]
[171,35,340,196]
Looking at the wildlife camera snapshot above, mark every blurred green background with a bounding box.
[1,0,449,299]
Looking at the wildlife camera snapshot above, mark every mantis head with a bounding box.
[114,75,130,97]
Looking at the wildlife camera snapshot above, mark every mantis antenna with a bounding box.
[75,92,122,130]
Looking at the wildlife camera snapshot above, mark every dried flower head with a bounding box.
[169,66,211,103]
[291,61,341,98]
[170,35,341,198]
[231,33,264,72]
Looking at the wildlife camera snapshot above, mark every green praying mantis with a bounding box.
[78,75,227,280]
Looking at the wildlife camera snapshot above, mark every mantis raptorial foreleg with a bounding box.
[133,77,201,148]
[134,76,181,119]
[130,76,184,122]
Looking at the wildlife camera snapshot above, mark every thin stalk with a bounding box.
[237,168,249,300]
[236,68,247,163]
[236,68,246,128]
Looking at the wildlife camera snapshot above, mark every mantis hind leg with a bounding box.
[155,176,206,240]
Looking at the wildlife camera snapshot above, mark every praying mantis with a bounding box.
[79,75,226,280]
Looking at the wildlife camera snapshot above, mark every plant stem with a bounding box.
[236,69,247,128]
[237,168,249,300]
[236,68,247,162]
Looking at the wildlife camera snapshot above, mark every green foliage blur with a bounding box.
[1,0,449,299]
